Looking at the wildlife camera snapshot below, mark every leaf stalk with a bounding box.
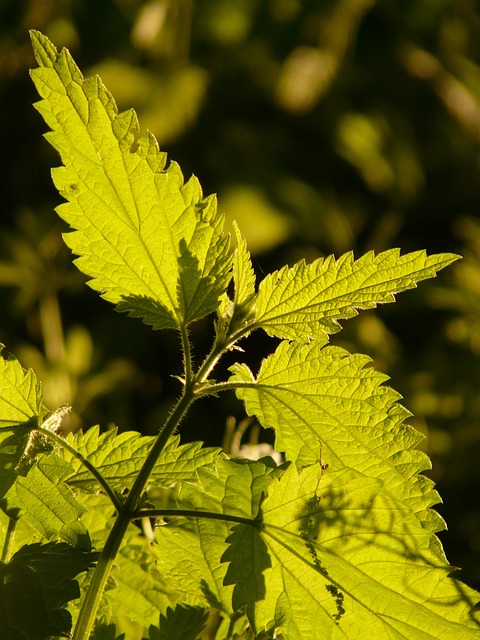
[36,426,123,513]
[133,508,258,528]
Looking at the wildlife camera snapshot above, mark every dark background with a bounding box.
[1,0,480,589]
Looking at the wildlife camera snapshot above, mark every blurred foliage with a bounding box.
[1,0,480,599]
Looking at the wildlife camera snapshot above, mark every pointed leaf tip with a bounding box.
[30,30,58,68]
[253,249,461,342]
[29,32,232,331]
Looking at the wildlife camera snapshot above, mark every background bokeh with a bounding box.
[1,0,480,589]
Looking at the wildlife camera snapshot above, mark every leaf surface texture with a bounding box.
[253,250,459,341]
[30,31,231,330]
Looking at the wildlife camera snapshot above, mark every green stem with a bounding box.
[195,380,255,397]
[124,390,196,513]
[72,512,131,640]
[226,613,240,640]
[180,322,194,389]
[72,388,197,640]
[195,324,256,384]
[195,337,227,382]
[133,508,257,528]
[36,426,122,513]
[72,330,232,640]
[1,518,17,563]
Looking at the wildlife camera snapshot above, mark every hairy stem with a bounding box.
[195,323,256,384]
[195,337,228,382]
[180,322,194,389]
[195,380,256,397]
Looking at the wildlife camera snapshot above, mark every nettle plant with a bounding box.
[1,31,479,640]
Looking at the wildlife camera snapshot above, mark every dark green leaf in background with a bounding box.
[144,604,208,640]
[0,541,97,640]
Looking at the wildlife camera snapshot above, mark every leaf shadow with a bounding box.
[0,420,48,518]
[116,237,228,330]
[291,471,480,630]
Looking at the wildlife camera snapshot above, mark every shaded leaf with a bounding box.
[0,561,50,640]
[145,604,208,640]
[92,619,125,640]
[0,541,96,640]
[222,523,271,611]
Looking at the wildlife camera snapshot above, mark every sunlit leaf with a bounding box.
[60,427,221,494]
[30,31,231,331]
[253,250,459,342]
[230,221,256,327]
[105,529,172,628]
[4,453,91,549]
[0,346,48,508]
[230,340,445,539]
[152,458,275,614]
[224,463,480,639]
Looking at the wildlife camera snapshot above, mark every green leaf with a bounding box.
[253,249,459,342]
[0,561,50,640]
[0,346,47,504]
[29,31,231,330]
[224,463,480,639]
[0,541,97,640]
[145,604,208,640]
[4,453,91,549]
[104,529,172,628]
[0,345,45,431]
[154,517,233,611]
[92,619,125,640]
[230,340,445,539]
[222,522,271,611]
[152,458,275,613]
[180,456,274,517]
[11,541,98,609]
[59,427,221,493]
[230,221,256,326]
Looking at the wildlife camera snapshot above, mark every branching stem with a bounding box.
[73,385,198,640]
[72,327,236,640]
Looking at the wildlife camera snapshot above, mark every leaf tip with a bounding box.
[29,30,58,68]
